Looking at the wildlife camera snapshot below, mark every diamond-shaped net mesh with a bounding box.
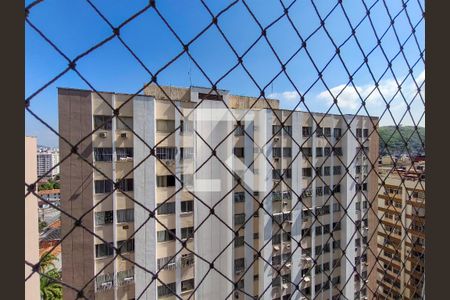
[25,0,425,299]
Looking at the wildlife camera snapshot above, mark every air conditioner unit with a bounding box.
[274,157,280,161]
[303,276,311,282]
[99,132,108,138]
[101,281,113,289]
[122,225,129,230]
[123,276,134,282]
[120,132,127,138]
[282,283,288,289]
[274,137,280,142]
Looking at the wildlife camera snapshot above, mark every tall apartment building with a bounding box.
[59,85,378,300]
[37,147,60,177]
[375,162,425,299]
[25,136,40,300]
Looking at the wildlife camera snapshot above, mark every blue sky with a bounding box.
[25,0,425,147]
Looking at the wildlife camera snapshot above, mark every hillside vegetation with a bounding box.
[378,125,425,156]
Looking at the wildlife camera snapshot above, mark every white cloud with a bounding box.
[268,70,425,127]
[268,91,300,102]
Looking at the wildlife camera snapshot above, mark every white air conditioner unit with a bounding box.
[120,132,127,138]
[273,245,280,251]
[99,132,108,138]
[123,276,134,282]
[282,283,288,289]
[303,276,311,282]
[101,281,113,289]
[285,263,292,268]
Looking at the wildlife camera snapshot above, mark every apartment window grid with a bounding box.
[25,1,425,300]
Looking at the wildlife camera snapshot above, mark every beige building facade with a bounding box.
[25,136,40,300]
[59,85,379,300]
[375,165,425,300]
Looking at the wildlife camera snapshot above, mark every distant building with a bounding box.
[375,162,425,299]
[38,189,61,203]
[59,86,379,300]
[37,147,59,177]
[25,136,40,300]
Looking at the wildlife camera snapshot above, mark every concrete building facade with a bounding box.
[375,164,425,300]
[25,136,40,300]
[58,85,379,300]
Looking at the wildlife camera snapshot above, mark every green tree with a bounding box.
[40,253,62,300]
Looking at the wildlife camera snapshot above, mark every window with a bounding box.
[234,236,245,247]
[94,115,112,130]
[94,148,113,161]
[95,180,113,194]
[157,175,176,187]
[235,213,245,225]
[324,127,331,137]
[302,147,312,157]
[116,148,133,160]
[95,242,114,258]
[157,202,176,215]
[181,279,195,292]
[234,124,244,136]
[302,168,312,177]
[181,200,194,213]
[117,178,133,192]
[324,166,331,176]
[273,125,282,136]
[333,203,341,212]
[334,128,342,138]
[315,226,322,235]
[316,127,323,137]
[234,192,245,203]
[180,147,193,160]
[273,147,282,158]
[324,147,331,156]
[302,126,312,137]
[118,239,135,253]
[158,282,176,297]
[356,128,362,138]
[95,211,114,226]
[157,256,176,270]
[157,229,176,242]
[316,167,322,176]
[234,147,245,158]
[180,120,193,134]
[356,165,361,174]
[333,166,342,175]
[283,148,292,157]
[116,117,133,130]
[181,227,194,239]
[316,186,323,196]
[324,186,331,195]
[333,184,341,193]
[316,147,323,157]
[285,168,292,179]
[156,119,175,132]
[117,208,134,223]
[334,147,343,156]
[333,222,341,231]
[363,128,369,138]
[235,258,245,273]
[156,147,177,160]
